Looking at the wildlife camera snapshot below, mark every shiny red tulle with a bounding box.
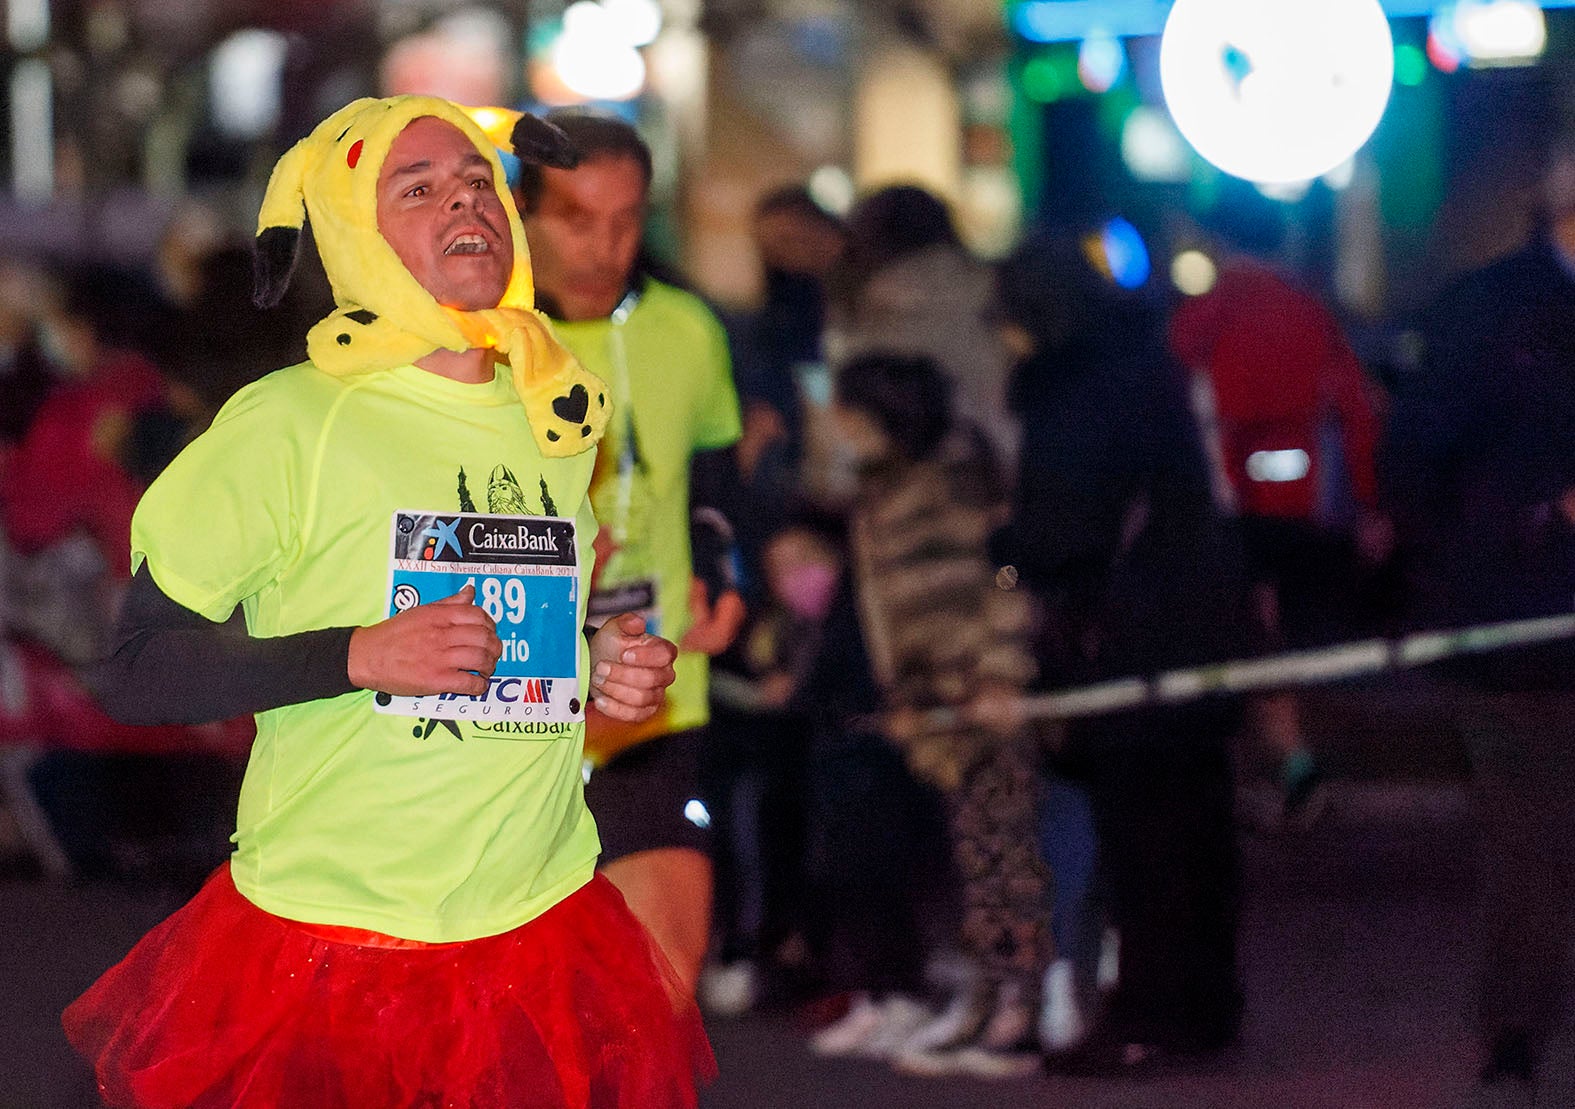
[64,867,715,1109]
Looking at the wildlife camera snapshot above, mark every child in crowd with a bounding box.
[804,351,1054,1079]
[702,522,843,1014]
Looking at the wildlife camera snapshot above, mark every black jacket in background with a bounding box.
[994,318,1253,688]
[1382,235,1575,687]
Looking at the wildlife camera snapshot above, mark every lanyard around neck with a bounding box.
[605,287,642,541]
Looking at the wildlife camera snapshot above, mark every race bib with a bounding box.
[375,511,582,723]
[587,578,660,635]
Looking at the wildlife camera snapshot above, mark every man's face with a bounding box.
[522,154,647,321]
[376,116,513,311]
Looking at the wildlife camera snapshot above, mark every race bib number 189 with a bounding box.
[376,511,582,723]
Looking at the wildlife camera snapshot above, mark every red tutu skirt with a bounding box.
[64,867,715,1109]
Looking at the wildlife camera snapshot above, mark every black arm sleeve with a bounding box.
[85,566,358,725]
[690,444,743,599]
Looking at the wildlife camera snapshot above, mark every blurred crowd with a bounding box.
[4,134,1575,1100]
[0,209,330,878]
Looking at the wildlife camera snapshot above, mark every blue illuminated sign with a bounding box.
[1009,0,1575,43]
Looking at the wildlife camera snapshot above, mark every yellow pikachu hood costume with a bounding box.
[252,94,609,457]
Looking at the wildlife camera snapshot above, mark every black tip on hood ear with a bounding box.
[510,114,579,170]
[253,226,301,309]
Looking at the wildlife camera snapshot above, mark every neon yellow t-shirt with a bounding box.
[550,279,742,761]
[129,360,601,943]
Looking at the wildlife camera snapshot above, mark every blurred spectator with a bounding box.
[0,261,66,450]
[807,352,1050,1080]
[1170,184,1390,821]
[0,264,245,880]
[726,186,845,594]
[732,185,844,455]
[168,244,311,421]
[994,227,1253,1073]
[701,521,841,1016]
[795,552,943,1062]
[1382,135,1575,1107]
[153,202,230,311]
[821,185,1017,484]
[2,266,187,599]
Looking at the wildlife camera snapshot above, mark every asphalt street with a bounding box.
[0,675,1542,1109]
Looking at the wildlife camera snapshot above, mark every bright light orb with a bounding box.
[808,164,855,216]
[1159,0,1394,185]
[1096,217,1151,290]
[1172,250,1219,296]
[1078,32,1127,94]
[553,2,646,101]
[602,0,664,47]
[1444,0,1547,67]
[1121,106,1191,182]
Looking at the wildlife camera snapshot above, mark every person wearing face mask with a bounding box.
[699,522,843,1014]
[992,227,1253,1075]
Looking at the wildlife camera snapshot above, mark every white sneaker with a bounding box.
[891,1043,970,1078]
[859,995,935,1059]
[895,1030,1040,1081]
[809,993,886,1057]
[1097,928,1121,993]
[897,989,990,1056]
[699,959,759,1018]
[893,984,1040,1079]
[978,981,1034,1051]
[1038,958,1088,1053]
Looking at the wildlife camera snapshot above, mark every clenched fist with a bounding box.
[347,583,502,697]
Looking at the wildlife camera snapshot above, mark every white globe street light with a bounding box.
[1159,0,1394,185]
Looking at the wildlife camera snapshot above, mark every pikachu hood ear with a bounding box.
[252,98,378,310]
[460,106,579,171]
[509,113,580,169]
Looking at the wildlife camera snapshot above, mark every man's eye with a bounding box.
[405,184,428,198]
[470,177,491,189]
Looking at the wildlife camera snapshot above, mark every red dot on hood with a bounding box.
[347,139,364,168]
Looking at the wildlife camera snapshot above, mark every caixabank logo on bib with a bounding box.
[393,512,577,568]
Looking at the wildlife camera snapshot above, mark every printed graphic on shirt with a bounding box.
[375,508,582,724]
[456,464,559,517]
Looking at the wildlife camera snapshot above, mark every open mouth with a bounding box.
[444,233,490,256]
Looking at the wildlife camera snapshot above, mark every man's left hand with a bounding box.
[679,578,746,656]
[588,613,678,722]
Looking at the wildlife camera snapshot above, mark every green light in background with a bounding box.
[1394,43,1428,87]
[1023,54,1064,102]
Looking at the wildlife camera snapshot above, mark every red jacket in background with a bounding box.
[1169,262,1379,523]
[1,350,167,574]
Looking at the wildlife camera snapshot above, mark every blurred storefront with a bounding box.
[0,0,1016,305]
[5,1,1575,315]
[1004,1,1575,321]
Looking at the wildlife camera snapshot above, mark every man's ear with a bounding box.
[511,114,579,170]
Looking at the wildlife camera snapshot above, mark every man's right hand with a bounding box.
[347,583,502,696]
